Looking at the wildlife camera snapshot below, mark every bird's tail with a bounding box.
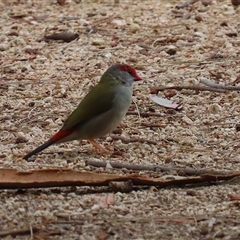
[23,129,73,160]
[23,139,55,160]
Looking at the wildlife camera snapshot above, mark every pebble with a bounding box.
[129,23,140,33]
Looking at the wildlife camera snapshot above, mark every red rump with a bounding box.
[119,65,142,81]
[51,129,73,141]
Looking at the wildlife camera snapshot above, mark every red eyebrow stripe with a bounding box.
[120,65,134,72]
[119,65,142,81]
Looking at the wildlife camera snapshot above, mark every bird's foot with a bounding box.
[88,139,111,154]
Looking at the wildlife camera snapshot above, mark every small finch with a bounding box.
[23,64,142,160]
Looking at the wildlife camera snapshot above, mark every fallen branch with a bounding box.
[85,160,233,176]
[53,216,196,224]
[127,111,164,117]
[0,227,38,238]
[199,78,240,90]
[0,168,239,189]
[150,85,226,94]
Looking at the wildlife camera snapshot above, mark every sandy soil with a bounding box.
[0,0,240,239]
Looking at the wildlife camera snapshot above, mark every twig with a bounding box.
[111,135,158,145]
[85,160,234,176]
[53,216,196,224]
[176,0,198,9]
[91,14,115,26]
[127,111,164,117]
[132,98,141,123]
[30,224,33,240]
[59,34,80,53]
[0,227,38,237]
[150,85,226,94]
[199,78,240,90]
[141,123,166,128]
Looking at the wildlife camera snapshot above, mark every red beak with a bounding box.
[134,73,142,81]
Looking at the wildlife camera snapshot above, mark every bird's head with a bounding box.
[101,64,142,86]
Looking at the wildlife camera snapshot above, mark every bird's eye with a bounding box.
[128,70,133,75]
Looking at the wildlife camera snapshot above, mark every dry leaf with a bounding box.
[42,32,79,42]
[149,94,183,110]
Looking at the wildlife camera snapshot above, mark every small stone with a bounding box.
[57,0,66,5]
[195,15,203,21]
[111,19,126,27]
[236,124,240,132]
[166,45,177,55]
[48,122,59,128]
[186,190,197,196]
[182,116,193,125]
[150,186,158,192]
[164,89,177,98]
[21,67,28,72]
[194,31,205,38]
[220,21,228,27]
[92,38,105,46]
[44,96,53,103]
[86,26,94,34]
[225,32,237,37]
[28,102,35,107]
[15,136,28,144]
[231,0,240,6]
[182,11,191,19]
[0,43,10,51]
[129,23,140,33]
[201,0,215,6]
[208,103,222,113]
[109,180,133,193]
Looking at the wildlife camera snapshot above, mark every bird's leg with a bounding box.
[88,139,111,154]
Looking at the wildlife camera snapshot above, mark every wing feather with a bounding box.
[61,82,115,131]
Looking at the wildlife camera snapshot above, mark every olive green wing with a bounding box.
[61,82,115,131]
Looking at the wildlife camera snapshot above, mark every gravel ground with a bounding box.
[0,0,240,239]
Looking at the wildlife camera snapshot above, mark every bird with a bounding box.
[23,64,142,160]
